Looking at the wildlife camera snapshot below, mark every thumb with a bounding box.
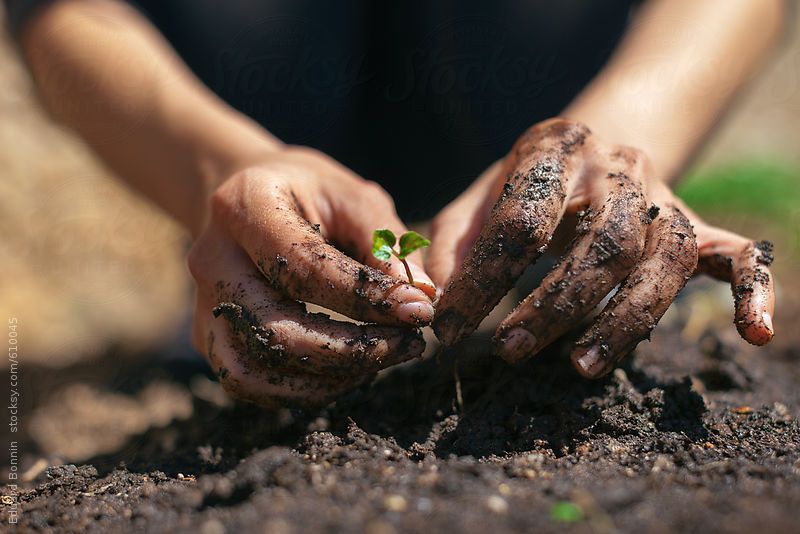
[425,161,505,288]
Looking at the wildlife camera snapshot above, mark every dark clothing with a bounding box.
[5,0,637,219]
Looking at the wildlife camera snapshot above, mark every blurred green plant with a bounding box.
[550,501,583,523]
[677,160,800,221]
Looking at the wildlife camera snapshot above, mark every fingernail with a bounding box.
[497,328,537,361]
[762,312,774,335]
[397,301,435,325]
[576,346,602,376]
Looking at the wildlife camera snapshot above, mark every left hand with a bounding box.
[426,118,775,378]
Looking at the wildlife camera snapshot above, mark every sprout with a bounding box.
[372,229,430,285]
[550,501,583,523]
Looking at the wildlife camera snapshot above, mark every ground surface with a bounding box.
[2,293,799,533]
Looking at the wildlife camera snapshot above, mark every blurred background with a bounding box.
[0,5,798,472]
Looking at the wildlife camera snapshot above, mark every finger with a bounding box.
[695,226,775,345]
[433,119,593,345]
[205,316,368,409]
[212,288,426,378]
[496,148,650,362]
[425,161,505,289]
[570,205,698,378]
[331,180,436,299]
[212,173,433,326]
[190,231,426,378]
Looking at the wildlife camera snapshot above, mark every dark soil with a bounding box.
[2,302,800,533]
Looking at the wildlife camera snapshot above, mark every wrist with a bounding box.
[561,100,686,184]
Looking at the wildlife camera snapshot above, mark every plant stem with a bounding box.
[400,257,414,285]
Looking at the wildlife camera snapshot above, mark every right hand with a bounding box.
[188,146,436,408]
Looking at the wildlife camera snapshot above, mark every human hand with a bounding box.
[188,147,436,408]
[427,118,775,378]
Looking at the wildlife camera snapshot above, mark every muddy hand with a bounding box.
[428,118,775,378]
[189,147,435,408]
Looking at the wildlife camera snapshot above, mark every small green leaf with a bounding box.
[373,229,396,248]
[550,501,583,523]
[397,231,431,259]
[373,245,393,261]
[372,229,397,262]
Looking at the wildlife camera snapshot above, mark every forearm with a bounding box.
[20,0,282,235]
[563,0,786,183]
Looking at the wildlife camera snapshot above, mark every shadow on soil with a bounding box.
[48,332,708,476]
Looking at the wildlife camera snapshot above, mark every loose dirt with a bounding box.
[2,304,799,533]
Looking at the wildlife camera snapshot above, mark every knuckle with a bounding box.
[361,180,395,207]
[210,170,286,222]
[516,118,592,152]
[549,119,592,147]
[663,207,699,272]
[606,216,647,267]
[209,181,236,221]
[283,144,325,163]
[186,241,209,282]
[496,210,550,249]
[558,118,592,136]
[609,145,650,174]
[592,222,643,269]
[618,233,646,267]
[540,117,591,137]
[282,144,315,157]
[616,145,647,161]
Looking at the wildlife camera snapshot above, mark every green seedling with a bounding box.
[550,501,583,523]
[372,229,430,285]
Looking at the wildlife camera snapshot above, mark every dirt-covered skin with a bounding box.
[433,120,592,345]
[210,272,425,378]
[697,235,776,346]
[211,298,424,378]
[432,118,776,379]
[3,312,799,533]
[187,147,435,407]
[192,234,425,409]
[495,150,650,365]
[570,206,697,377]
